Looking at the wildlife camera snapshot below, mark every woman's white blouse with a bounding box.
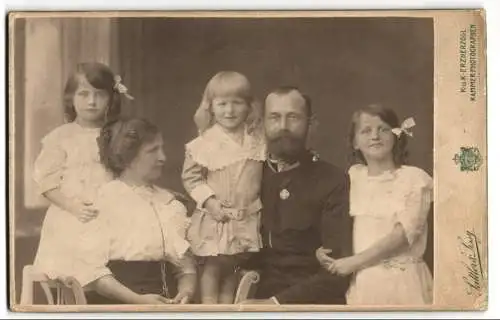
[76,180,195,286]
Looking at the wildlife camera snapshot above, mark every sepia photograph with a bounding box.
[7,10,486,312]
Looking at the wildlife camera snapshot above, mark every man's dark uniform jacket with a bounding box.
[244,150,353,304]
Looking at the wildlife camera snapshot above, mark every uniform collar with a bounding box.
[266,150,320,173]
[267,156,301,173]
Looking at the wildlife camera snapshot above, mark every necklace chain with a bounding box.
[149,200,170,298]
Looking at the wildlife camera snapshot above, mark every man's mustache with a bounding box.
[268,130,300,141]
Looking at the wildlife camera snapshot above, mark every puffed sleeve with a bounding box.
[396,168,433,246]
[72,187,113,287]
[181,150,215,208]
[163,199,192,260]
[171,250,197,276]
[347,164,363,177]
[32,129,67,194]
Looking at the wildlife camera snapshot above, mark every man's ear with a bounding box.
[308,113,319,135]
[306,113,319,148]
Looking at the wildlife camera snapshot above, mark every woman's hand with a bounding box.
[315,246,335,270]
[204,197,229,222]
[92,275,175,305]
[171,290,193,304]
[239,298,278,305]
[69,200,99,223]
[137,293,173,304]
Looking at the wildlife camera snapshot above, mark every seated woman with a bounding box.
[73,117,197,304]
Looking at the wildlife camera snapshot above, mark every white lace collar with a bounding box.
[186,124,267,171]
[110,180,176,205]
[365,168,399,182]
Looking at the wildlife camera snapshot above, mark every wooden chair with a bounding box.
[21,263,258,305]
[234,269,260,303]
[20,265,87,305]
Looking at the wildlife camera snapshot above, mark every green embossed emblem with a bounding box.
[453,147,483,172]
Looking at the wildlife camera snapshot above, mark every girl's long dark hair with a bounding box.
[63,62,122,123]
[348,104,409,167]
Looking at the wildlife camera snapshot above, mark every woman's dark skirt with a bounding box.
[85,260,178,304]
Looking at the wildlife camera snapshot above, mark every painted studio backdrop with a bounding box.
[12,17,434,303]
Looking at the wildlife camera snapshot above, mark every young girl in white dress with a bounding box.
[32,62,133,281]
[182,71,266,304]
[316,104,433,305]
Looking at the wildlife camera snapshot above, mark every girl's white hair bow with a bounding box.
[391,117,416,137]
[114,75,134,100]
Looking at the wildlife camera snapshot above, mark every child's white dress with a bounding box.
[32,122,113,281]
[346,164,434,305]
[182,124,267,256]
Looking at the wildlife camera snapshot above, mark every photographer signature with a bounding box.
[458,230,485,295]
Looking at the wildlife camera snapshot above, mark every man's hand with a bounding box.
[315,246,335,270]
[329,256,359,276]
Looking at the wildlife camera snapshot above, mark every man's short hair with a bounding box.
[265,86,312,118]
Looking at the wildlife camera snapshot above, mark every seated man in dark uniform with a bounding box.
[241,86,353,305]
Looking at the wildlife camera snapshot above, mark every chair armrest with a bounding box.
[56,276,87,305]
[234,269,260,304]
[20,264,87,305]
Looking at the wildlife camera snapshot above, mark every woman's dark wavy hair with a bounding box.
[348,104,409,167]
[63,62,122,123]
[97,117,160,178]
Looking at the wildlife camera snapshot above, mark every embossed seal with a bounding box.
[453,147,483,172]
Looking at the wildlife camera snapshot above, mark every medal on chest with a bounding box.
[278,176,293,200]
[279,188,290,200]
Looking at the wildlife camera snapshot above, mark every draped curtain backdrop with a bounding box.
[115,17,434,275]
[115,18,434,193]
